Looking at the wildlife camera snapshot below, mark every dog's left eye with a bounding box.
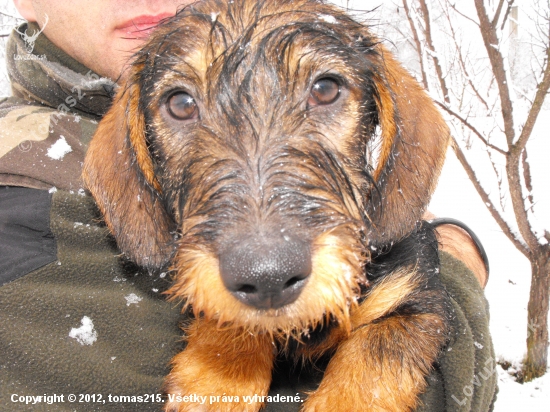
[166,92,199,121]
[308,78,340,107]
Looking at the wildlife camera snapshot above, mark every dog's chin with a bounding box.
[166,232,365,339]
[217,292,356,339]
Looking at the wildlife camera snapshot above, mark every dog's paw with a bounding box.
[163,382,263,412]
[164,392,208,412]
[163,321,274,412]
[163,382,265,412]
[163,362,267,412]
[300,377,367,412]
[163,380,209,412]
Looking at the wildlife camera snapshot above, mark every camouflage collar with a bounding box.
[6,22,115,119]
[0,23,116,191]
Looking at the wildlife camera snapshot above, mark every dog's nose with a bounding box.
[219,233,311,309]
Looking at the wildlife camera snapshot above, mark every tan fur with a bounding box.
[82,85,173,268]
[82,1,453,411]
[297,268,422,360]
[302,313,446,412]
[126,79,162,192]
[164,319,275,412]
[365,48,450,244]
[167,230,364,340]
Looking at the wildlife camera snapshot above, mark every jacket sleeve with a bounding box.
[0,186,57,285]
[417,252,498,412]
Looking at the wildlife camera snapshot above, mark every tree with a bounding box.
[396,0,550,381]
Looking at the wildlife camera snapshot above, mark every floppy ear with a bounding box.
[82,78,175,269]
[366,47,450,245]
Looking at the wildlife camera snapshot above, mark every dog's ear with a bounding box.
[83,78,175,269]
[366,47,450,245]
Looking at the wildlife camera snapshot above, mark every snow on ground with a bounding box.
[496,365,549,410]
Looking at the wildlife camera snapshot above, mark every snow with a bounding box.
[46,136,72,160]
[431,145,550,411]
[496,365,550,409]
[332,0,550,408]
[125,293,143,306]
[319,14,338,24]
[68,316,97,346]
[0,0,548,408]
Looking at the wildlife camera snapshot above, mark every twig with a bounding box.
[442,1,490,110]
[419,0,451,103]
[450,137,529,256]
[514,41,550,153]
[492,0,506,28]
[448,3,480,27]
[435,101,508,155]
[402,0,429,89]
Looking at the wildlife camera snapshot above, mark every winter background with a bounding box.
[1,0,548,410]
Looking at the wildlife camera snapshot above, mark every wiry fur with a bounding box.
[83,1,452,411]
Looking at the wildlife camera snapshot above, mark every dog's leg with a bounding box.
[302,226,450,411]
[164,319,275,412]
[302,311,446,411]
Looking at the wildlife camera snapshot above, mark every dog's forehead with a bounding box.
[137,0,375,95]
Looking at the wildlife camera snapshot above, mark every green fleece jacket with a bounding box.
[0,23,497,411]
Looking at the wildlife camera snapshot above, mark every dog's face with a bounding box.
[84,0,449,337]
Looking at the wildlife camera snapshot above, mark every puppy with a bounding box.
[83,0,452,410]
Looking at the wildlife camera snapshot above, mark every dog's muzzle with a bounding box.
[219,232,311,309]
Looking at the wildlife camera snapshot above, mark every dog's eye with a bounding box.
[167,92,199,121]
[308,78,340,107]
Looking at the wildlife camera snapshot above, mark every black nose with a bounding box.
[219,233,311,309]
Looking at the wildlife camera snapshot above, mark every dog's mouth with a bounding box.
[166,227,367,336]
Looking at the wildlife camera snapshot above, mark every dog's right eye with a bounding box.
[166,92,199,121]
[308,78,340,107]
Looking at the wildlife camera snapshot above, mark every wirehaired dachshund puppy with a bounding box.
[83,0,452,410]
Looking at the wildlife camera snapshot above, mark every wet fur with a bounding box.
[83,1,452,410]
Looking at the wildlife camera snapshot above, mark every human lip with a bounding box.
[115,13,173,38]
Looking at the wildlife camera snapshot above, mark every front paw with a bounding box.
[302,314,446,412]
[164,320,274,412]
[163,358,265,412]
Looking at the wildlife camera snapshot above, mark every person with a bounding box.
[0,1,497,411]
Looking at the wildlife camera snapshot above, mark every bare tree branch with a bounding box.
[419,0,451,103]
[473,0,542,250]
[448,3,480,28]
[435,101,508,155]
[451,137,530,256]
[475,0,516,146]
[522,149,535,211]
[505,155,540,251]
[492,0,506,28]
[402,0,429,89]
[500,0,516,31]
[514,42,550,152]
[0,11,21,19]
[441,1,490,110]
